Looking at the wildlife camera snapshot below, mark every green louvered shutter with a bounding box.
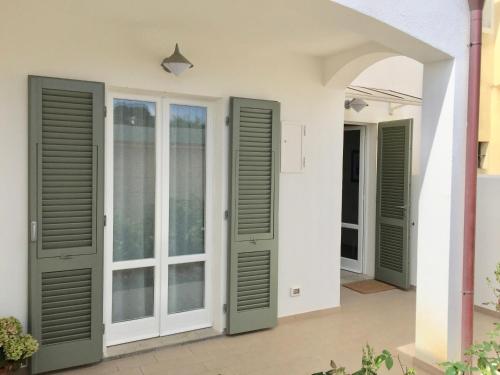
[28,76,104,374]
[375,119,412,289]
[227,98,280,334]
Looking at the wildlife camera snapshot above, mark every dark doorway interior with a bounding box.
[341,127,361,272]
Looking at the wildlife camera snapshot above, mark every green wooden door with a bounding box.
[375,119,412,289]
[227,97,280,335]
[28,76,105,373]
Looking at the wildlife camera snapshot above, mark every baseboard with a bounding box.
[474,304,500,319]
[278,306,341,323]
[104,327,222,359]
[397,343,444,375]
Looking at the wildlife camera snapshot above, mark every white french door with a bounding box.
[160,100,212,336]
[104,93,213,346]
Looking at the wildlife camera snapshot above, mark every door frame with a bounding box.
[341,124,366,274]
[103,91,215,346]
[104,92,162,346]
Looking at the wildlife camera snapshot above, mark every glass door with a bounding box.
[160,102,212,335]
[341,126,365,273]
[106,97,161,345]
[105,95,212,345]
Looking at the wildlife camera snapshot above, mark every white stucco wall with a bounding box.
[332,0,470,362]
[0,2,345,329]
[333,0,468,60]
[345,56,423,287]
[475,176,500,311]
[0,0,472,364]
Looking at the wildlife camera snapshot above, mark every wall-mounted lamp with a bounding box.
[161,43,193,76]
[344,98,368,112]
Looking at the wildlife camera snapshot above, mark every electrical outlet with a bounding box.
[290,287,301,297]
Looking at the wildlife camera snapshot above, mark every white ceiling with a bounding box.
[17,0,370,57]
[101,0,370,56]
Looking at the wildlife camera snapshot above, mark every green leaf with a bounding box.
[374,355,385,367]
[440,361,453,367]
[454,362,468,372]
[477,356,489,371]
[445,366,457,375]
[385,355,393,370]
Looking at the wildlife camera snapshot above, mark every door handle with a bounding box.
[30,221,37,242]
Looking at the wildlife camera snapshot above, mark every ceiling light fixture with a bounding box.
[161,43,193,76]
[344,98,369,112]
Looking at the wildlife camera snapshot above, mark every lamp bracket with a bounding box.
[388,102,407,115]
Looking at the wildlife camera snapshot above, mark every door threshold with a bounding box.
[104,327,221,359]
[340,269,372,285]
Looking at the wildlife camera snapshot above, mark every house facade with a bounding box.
[0,0,474,373]
[478,0,500,172]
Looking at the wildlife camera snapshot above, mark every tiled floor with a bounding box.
[57,287,498,375]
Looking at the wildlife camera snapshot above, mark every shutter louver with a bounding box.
[227,98,280,335]
[237,107,274,238]
[41,269,92,345]
[375,120,412,289]
[29,76,104,374]
[379,126,406,220]
[237,250,271,311]
[41,89,95,254]
[379,224,403,272]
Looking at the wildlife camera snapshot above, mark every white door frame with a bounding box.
[104,92,214,346]
[104,93,162,346]
[160,97,214,336]
[341,124,366,274]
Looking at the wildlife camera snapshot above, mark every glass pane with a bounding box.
[169,104,206,256]
[342,130,360,224]
[113,99,156,261]
[341,227,359,260]
[168,262,205,314]
[112,267,154,323]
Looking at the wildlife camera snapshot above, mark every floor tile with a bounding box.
[55,287,496,375]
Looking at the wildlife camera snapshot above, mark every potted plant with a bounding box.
[0,317,38,374]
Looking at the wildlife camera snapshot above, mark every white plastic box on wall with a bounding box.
[281,122,306,173]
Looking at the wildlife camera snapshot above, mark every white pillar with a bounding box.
[415,57,468,363]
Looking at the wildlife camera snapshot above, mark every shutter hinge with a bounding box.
[303,156,306,168]
[224,210,229,220]
[303,126,307,136]
[102,323,105,334]
[104,106,107,118]
[223,304,228,313]
[225,116,230,126]
[104,214,107,227]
